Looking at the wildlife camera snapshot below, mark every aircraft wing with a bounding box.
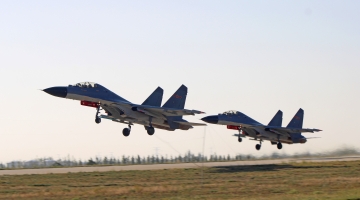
[264,126,322,133]
[174,121,207,126]
[131,104,205,116]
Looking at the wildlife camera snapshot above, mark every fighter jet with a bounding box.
[201,109,321,150]
[43,82,206,136]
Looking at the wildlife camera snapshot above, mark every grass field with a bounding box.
[0,160,360,200]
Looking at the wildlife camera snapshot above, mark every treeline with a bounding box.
[1,147,359,169]
[2,151,252,169]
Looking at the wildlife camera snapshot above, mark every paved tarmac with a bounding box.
[1,156,359,176]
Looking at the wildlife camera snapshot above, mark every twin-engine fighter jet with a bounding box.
[43,82,206,136]
[201,109,321,150]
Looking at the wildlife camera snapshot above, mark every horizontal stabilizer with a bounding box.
[305,137,321,139]
[174,121,207,126]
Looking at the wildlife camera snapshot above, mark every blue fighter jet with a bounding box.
[43,82,206,136]
[201,109,321,150]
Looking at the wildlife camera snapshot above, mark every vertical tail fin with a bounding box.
[162,85,187,109]
[286,108,304,129]
[268,110,283,126]
[163,85,188,129]
[141,87,163,107]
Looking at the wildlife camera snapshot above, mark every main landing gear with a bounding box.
[145,117,155,135]
[255,140,262,150]
[95,105,101,124]
[123,125,131,137]
[146,126,155,135]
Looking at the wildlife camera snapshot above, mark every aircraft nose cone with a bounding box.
[43,87,67,98]
[201,115,219,124]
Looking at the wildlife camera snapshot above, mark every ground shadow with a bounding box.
[210,164,348,173]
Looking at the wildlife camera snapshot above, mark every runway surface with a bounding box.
[1,156,360,176]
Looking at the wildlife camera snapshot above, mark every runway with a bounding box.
[1,156,359,176]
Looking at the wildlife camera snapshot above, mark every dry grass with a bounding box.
[0,160,360,199]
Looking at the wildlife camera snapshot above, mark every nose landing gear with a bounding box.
[276,135,282,150]
[95,104,101,124]
[237,126,242,142]
[255,140,262,150]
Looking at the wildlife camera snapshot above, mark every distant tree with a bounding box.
[103,157,109,164]
[227,154,231,161]
[142,157,146,164]
[96,157,101,165]
[156,156,160,163]
[136,155,141,164]
[204,156,208,162]
[131,156,135,165]
[52,162,63,167]
[87,158,96,165]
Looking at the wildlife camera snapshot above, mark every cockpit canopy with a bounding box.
[221,110,240,115]
[69,82,99,88]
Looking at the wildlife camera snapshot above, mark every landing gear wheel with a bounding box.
[122,128,130,137]
[238,137,242,142]
[255,144,261,150]
[95,117,101,124]
[277,142,282,150]
[147,127,155,136]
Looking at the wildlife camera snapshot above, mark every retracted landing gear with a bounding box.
[123,125,131,137]
[95,105,101,124]
[255,140,262,150]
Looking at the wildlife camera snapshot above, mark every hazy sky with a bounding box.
[0,0,359,163]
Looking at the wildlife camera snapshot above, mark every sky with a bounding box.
[0,0,359,163]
